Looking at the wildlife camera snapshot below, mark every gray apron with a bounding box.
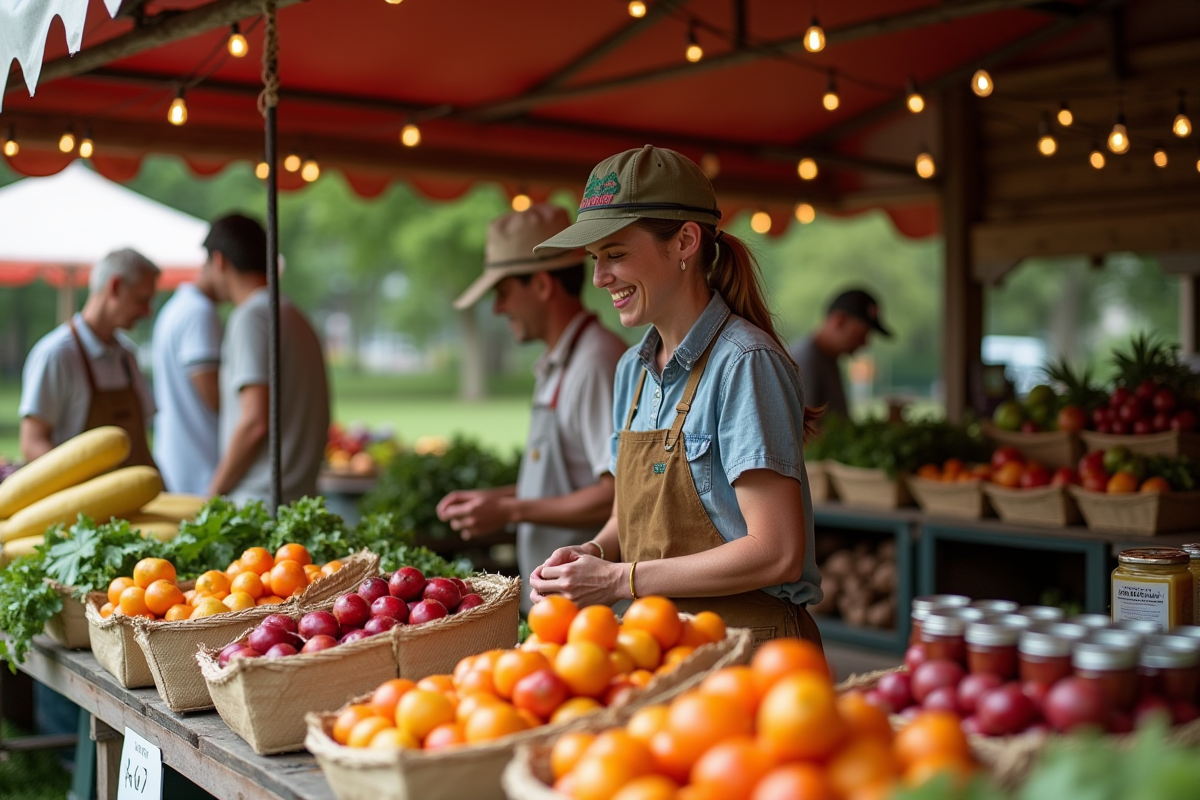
[515,316,601,612]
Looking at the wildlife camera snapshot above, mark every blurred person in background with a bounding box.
[789,288,891,418]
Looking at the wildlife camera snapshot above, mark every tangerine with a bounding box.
[751,763,835,800]
[609,650,635,676]
[551,731,595,779]
[190,597,228,618]
[662,645,695,669]
[550,697,602,724]
[423,722,466,750]
[417,674,456,695]
[751,638,829,695]
[904,753,974,788]
[612,776,679,800]
[118,586,151,617]
[757,672,845,762]
[164,604,193,621]
[836,690,894,741]
[321,560,343,576]
[369,727,419,750]
[225,561,246,577]
[665,692,752,774]
[689,735,774,800]
[493,650,551,699]
[195,570,231,597]
[274,543,312,566]
[628,670,654,688]
[223,591,257,612]
[268,560,308,598]
[132,558,176,589]
[457,667,496,696]
[690,611,726,644]
[455,692,503,724]
[567,605,620,649]
[332,704,376,745]
[99,602,115,619]
[622,597,682,650]
[370,679,417,719]
[1108,471,1139,494]
[230,570,265,599]
[303,564,322,582]
[827,736,896,797]
[893,711,971,768]
[616,629,662,671]
[699,666,759,716]
[347,716,394,748]
[144,579,185,617]
[555,641,614,697]
[240,547,274,575]
[625,704,669,745]
[463,702,528,743]
[107,576,136,606]
[528,595,578,644]
[568,754,644,800]
[396,689,455,742]
[257,595,284,605]
[584,730,654,776]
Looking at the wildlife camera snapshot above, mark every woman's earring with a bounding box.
[680,260,686,271]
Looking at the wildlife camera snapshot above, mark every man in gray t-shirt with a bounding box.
[205,215,330,505]
[789,288,891,418]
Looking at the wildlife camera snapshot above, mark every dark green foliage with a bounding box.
[1145,456,1200,492]
[806,416,990,477]
[0,552,60,667]
[158,498,273,578]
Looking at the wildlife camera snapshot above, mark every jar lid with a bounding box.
[1117,619,1164,634]
[923,612,967,636]
[1139,644,1199,669]
[1045,622,1090,641]
[995,614,1036,630]
[970,599,1019,614]
[1018,605,1065,621]
[1087,628,1144,649]
[1117,547,1189,566]
[911,595,971,620]
[1067,614,1112,629]
[966,621,1019,647]
[1019,630,1072,658]
[1181,543,1200,557]
[1147,634,1200,655]
[1073,642,1137,671]
[1168,625,1200,641]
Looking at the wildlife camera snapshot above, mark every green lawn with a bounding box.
[0,721,73,800]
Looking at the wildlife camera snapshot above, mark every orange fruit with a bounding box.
[567,605,620,649]
[321,560,343,576]
[99,602,115,619]
[303,564,322,582]
[164,604,193,621]
[828,736,896,798]
[616,629,662,671]
[423,722,466,750]
[463,702,529,743]
[223,591,257,612]
[196,570,231,597]
[689,735,774,800]
[551,731,596,779]
[144,579,184,617]
[225,560,246,577]
[690,611,726,644]
[1107,471,1139,494]
[584,730,654,776]
[417,674,456,695]
[457,667,496,696]
[904,753,974,788]
[118,586,152,618]
[347,716,393,748]
[132,558,176,589]
[369,727,419,750]
[628,670,654,688]
[1141,476,1172,494]
[108,576,136,606]
[190,597,228,618]
[550,697,602,724]
[837,690,894,741]
[182,589,198,605]
[230,570,265,600]
[612,775,679,800]
[751,763,835,800]
[893,711,971,768]
[751,639,829,695]
[662,645,695,670]
[528,595,578,644]
[622,597,683,650]
[269,560,308,599]
[664,692,752,776]
[699,666,759,717]
[626,704,669,745]
[555,641,614,697]
[396,689,455,742]
[333,704,378,745]
[274,543,312,566]
[240,547,274,575]
[370,679,417,720]
[757,672,845,762]
[568,754,645,800]
[455,692,503,724]
[647,729,697,784]
[609,649,635,676]
[493,650,551,699]
[257,595,284,605]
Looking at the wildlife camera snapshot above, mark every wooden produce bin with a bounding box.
[44,581,91,650]
[1068,487,1200,535]
[906,477,993,519]
[982,484,1081,528]
[827,463,912,509]
[806,460,837,503]
[1080,430,1200,460]
[982,422,1081,470]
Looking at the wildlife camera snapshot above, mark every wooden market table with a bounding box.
[6,634,335,800]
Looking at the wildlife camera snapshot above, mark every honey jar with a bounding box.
[1111,548,1194,632]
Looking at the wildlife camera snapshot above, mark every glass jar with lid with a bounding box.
[1111,548,1194,631]
[910,595,970,646]
[1087,628,1144,650]
[966,621,1019,678]
[1019,605,1065,622]
[1019,630,1073,686]
[970,599,1019,615]
[1073,642,1139,710]
[921,612,970,664]
[1068,614,1113,629]
[1137,644,1199,704]
[1045,622,1090,642]
[1182,544,1200,625]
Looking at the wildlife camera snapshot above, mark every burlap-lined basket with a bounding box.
[983,483,1081,527]
[135,550,379,713]
[982,423,1082,470]
[305,626,754,800]
[907,477,993,519]
[198,573,519,754]
[1068,486,1200,535]
[1080,429,1200,460]
[84,590,156,688]
[827,462,912,509]
[807,460,837,503]
[834,665,905,693]
[44,581,91,649]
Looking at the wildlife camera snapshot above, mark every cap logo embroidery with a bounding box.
[580,171,621,210]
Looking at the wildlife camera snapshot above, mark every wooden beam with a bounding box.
[3,0,302,97]
[972,208,1200,266]
[461,0,1055,121]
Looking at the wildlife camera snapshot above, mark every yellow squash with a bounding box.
[0,466,162,543]
[137,493,206,521]
[0,427,131,518]
[0,535,41,566]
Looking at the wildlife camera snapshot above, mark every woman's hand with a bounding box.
[530,547,623,606]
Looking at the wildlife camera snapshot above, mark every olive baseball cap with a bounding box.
[534,145,722,254]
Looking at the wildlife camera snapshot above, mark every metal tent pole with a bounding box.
[260,0,282,511]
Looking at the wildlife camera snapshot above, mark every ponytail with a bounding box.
[635,219,823,443]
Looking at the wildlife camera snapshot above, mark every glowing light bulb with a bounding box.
[385,0,403,5]
[796,158,818,181]
[1153,146,1168,168]
[301,158,320,182]
[255,161,270,179]
[1176,113,1193,138]
[795,203,816,224]
[228,24,248,57]
[1037,118,1056,156]
[804,18,825,53]
[284,153,302,172]
[915,151,936,179]
[2,136,17,157]
[906,80,925,114]
[1089,146,1105,169]
[1108,117,1129,154]
[750,211,772,234]
[168,94,188,126]
[628,1,646,18]
[1057,102,1073,127]
[400,123,421,147]
[822,74,839,111]
[971,69,993,98]
[511,193,532,212]
[699,152,720,179]
[58,131,75,153]
[78,136,94,159]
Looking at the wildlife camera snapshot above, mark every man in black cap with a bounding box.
[789,288,891,418]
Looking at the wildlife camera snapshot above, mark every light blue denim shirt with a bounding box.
[609,293,823,606]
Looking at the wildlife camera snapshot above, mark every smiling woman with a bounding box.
[528,145,825,650]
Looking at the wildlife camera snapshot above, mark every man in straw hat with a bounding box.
[437,203,627,611]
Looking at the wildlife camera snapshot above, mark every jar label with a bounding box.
[1112,578,1169,631]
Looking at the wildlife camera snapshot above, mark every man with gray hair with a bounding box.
[19,247,160,465]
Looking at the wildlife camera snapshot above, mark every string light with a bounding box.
[400,123,421,147]
[1108,114,1130,154]
[385,0,403,5]
[511,193,532,212]
[1089,144,1105,169]
[796,157,819,181]
[699,152,720,179]
[685,22,703,63]
[915,149,936,178]
[255,160,270,179]
[2,128,17,157]
[628,1,646,18]
[300,158,320,182]
[1037,116,1057,156]
[1174,93,1192,138]
[971,68,994,97]
[905,80,925,114]
[228,24,248,58]
[168,91,188,126]
[78,130,94,159]
[822,72,839,111]
[283,153,302,172]
[58,129,76,153]
[1153,145,1168,168]
[1057,102,1073,127]
[750,211,772,234]
[804,17,826,53]
[795,203,816,224]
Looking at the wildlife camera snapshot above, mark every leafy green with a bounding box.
[806,416,989,477]
[0,552,60,669]
[349,512,470,577]
[158,498,272,577]
[41,517,159,598]
[265,496,354,564]
[1145,456,1200,492]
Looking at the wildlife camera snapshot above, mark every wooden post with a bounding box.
[91,716,122,800]
[1181,274,1200,356]
[261,0,283,511]
[942,86,983,422]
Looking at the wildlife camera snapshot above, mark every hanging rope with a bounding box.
[258,0,279,116]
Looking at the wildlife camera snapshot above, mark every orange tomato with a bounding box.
[99,602,115,619]
[164,604,193,621]
[689,735,774,800]
[1108,471,1139,494]
[456,667,496,696]
[332,704,377,745]
[195,570,231,597]
[257,595,284,605]
[609,650,635,676]
[616,629,662,671]
[628,669,654,688]
[625,705,669,745]
[751,763,835,800]
[699,666,759,717]
[550,697,602,724]
[417,674,456,695]
[551,731,596,779]
[661,645,695,670]
[240,547,274,575]
[118,586,152,618]
[757,672,845,762]
[689,611,726,645]
[274,543,312,566]
[396,689,455,742]
[423,722,466,750]
[555,642,614,697]
[751,638,829,695]
[584,730,654,776]
[493,650,552,699]
[268,560,308,599]
[622,597,683,650]
[455,692,503,725]
[132,558,175,590]
[347,716,393,748]
[893,711,971,768]
[828,736,896,798]
[568,754,645,800]
[230,570,265,600]
[1141,476,1172,494]
[612,775,679,800]
[647,729,697,784]
[223,591,257,612]
[370,679,417,720]
[528,595,578,645]
[837,690,894,741]
[190,597,228,618]
[369,727,419,750]
[107,576,136,606]
[567,605,620,650]
[463,702,528,743]
[904,753,974,788]
[664,692,752,776]
[321,560,343,576]
[144,579,185,617]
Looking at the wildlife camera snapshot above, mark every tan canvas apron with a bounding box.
[515,316,600,612]
[616,326,822,650]
[69,320,157,469]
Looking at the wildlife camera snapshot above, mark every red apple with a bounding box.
[1109,387,1130,408]
[1043,677,1109,733]
[911,660,965,704]
[1050,468,1079,487]
[261,613,299,634]
[298,610,341,640]
[218,642,250,668]
[340,630,370,644]
[1118,399,1144,424]
[977,683,1036,736]
[409,599,449,625]
[364,616,400,636]
[1091,408,1110,429]
[456,593,484,613]
[958,673,1004,715]
[389,567,426,601]
[371,595,409,622]
[423,578,462,610]
[1020,463,1052,488]
[1134,695,1172,728]
[1152,412,1172,432]
[1057,406,1086,433]
[1110,711,1133,734]
[448,577,468,594]
[248,623,298,654]
[864,690,894,714]
[1111,419,1129,435]
[876,671,914,711]
[1171,410,1198,432]
[904,644,929,672]
[991,446,1025,471]
[333,593,371,629]
[921,686,961,715]
[1082,471,1109,492]
[357,577,391,605]
[265,643,298,658]
[512,669,570,719]
[301,634,339,653]
[1020,420,1040,434]
[1152,388,1177,413]
[1021,680,1051,714]
[960,716,984,736]
[1132,419,1153,436]
[1078,451,1107,477]
[1172,700,1200,725]
[228,647,262,663]
[1135,379,1157,402]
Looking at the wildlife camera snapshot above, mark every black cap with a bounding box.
[828,289,891,337]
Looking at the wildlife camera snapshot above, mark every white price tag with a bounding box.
[117,727,163,800]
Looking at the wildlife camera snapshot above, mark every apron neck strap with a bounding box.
[548,314,596,410]
[623,369,649,430]
[663,321,727,451]
[68,318,99,393]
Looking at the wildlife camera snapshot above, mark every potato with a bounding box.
[866,597,896,629]
[855,554,879,579]
[809,576,839,616]
[877,539,897,561]
[870,561,897,594]
[838,597,868,626]
[823,550,854,578]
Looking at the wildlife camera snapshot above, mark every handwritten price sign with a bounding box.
[118,728,163,800]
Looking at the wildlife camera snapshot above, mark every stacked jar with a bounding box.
[1111,548,1194,631]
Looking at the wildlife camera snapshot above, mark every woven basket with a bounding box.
[1080,430,1200,460]
[906,477,993,519]
[44,581,91,649]
[982,423,1082,470]
[305,626,754,800]
[982,484,1081,527]
[827,463,912,509]
[1068,487,1200,535]
[807,460,837,503]
[84,591,156,688]
[135,550,379,713]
